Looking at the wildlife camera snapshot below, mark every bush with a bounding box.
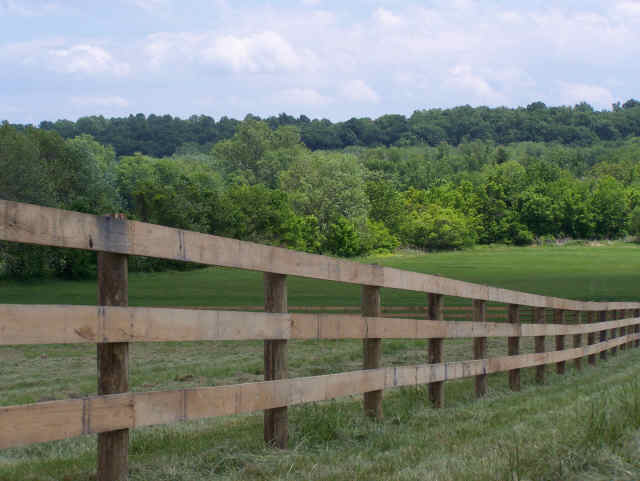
[324,217,363,257]
[360,219,400,254]
[402,205,476,250]
[510,224,535,246]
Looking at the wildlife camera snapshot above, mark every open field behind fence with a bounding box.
[2,198,640,480]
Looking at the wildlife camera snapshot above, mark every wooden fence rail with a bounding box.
[2,199,640,480]
[2,333,637,450]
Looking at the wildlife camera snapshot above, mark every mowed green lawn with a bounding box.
[2,243,640,480]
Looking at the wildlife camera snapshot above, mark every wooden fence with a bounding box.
[1,198,640,481]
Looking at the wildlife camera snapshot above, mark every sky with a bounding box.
[1,0,640,124]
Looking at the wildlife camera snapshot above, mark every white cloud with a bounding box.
[277,88,332,106]
[615,1,640,16]
[0,40,130,77]
[449,64,505,104]
[205,31,304,73]
[373,8,403,28]
[71,95,129,108]
[130,0,169,12]
[559,82,615,109]
[145,30,315,73]
[49,45,130,76]
[2,1,640,123]
[340,80,379,103]
[0,0,59,16]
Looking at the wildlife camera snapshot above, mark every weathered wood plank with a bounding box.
[96,244,129,481]
[534,307,546,384]
[3,305,640,345]
[362,285,383,419]
[473,300,487,398]
[600,311,608,361]
[555,309,566,375]
[573,311,582,371]
[428,293,444,408]
[3,332,638,450]
[3,199,639,312]
[263,273,288,449]
[588,311,596,366]
[508,304,520,391]
[611,310,619,356]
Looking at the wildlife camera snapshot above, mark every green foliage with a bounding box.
[589,175,628,238]
[211,184,298,245]
[629,206,640,237]
[280,151,370,229]
[9,113,640,280]
[0,126,122,279]
[117,153,220,232]
[324,217,363,257]
[359,219,399,254]
[212,120,306,187]
[402,204,477,250]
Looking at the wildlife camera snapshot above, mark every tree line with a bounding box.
[11,99,640,158]
[3,115,640,280]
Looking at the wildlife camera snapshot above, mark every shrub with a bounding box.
[402,205,476,250]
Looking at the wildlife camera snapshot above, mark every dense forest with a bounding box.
[13,99,640,157]
[3,100,640,280]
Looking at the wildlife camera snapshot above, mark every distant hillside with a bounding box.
[8,99,640,157]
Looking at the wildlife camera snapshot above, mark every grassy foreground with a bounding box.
[2,243,640,480]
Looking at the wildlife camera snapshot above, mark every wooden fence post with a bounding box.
[534,307,546,384]
[97,214,129,481]
[428,293,444,408]
[362,285,383,419]
[473,300,487,398]
[588,311,596,366]
[555,309,565,375]
[573,311,582,371]
[620,309,627,351]
[508,304,520,391]
[636,309,640,348]
[264,273,288,448]
[611,310,619,356]
[599,310,608,361]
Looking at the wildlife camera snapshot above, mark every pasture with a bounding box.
[2,242,640,480]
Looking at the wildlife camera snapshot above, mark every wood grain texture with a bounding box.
[96,244,129,481]
[362,285,383,419]
[611,310,619,356]
[588,311,597,366]
[3,306,640,345]
[428,293,444,408]
[573,311,582,371]
[263,273,288,449]
[554,309,566,375]
[508,304,520,391]
[472,300,487,398]
[3,332,638,451]
[3,199,639,311]
[600,311,608,361]
[534,307,546,384]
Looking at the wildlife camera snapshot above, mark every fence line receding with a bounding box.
[1,199,639,481]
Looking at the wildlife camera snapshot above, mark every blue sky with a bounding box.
[1,0,639,124]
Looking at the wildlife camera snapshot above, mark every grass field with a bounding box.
[2,243,640,480]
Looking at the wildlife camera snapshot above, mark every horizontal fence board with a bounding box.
[0,305,291,345]
[2,333,637,449]
[2,199,638,311]
[182,305,508,312]
[2,305,640,345]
